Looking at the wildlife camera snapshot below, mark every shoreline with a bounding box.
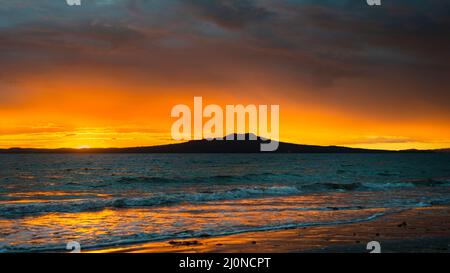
[87,205,450,253]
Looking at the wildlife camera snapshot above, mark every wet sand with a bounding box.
[87,205,450,253]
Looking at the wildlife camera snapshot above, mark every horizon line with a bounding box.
[0,136,448,153]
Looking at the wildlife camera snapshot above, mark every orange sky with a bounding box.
[1,71,449,150]
[1,1,449,150]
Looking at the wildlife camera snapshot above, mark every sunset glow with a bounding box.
[1,1,449,150]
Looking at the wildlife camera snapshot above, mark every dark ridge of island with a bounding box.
[0,134,448,154]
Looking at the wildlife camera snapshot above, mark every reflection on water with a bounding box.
[0,193,390,251]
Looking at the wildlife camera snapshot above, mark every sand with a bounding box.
[87,205,450,253]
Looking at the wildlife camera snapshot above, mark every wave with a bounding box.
[303,178,450,192]
[408,178,450,187]
[113,173,450,189]
[114,172,303,185]
[0,210,389,253]
[308,182,363,191]
[3,177,450,217]
[0,185,302,217]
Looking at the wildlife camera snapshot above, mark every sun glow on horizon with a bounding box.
[77,145,91,150]
[0,87,449,151]
[0,62,449,151]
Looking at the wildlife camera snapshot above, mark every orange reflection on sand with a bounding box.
[87,206,450,253]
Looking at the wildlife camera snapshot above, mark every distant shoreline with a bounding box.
[1,135,448,154]
[0,140,450,154]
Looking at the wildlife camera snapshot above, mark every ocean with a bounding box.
[0,153,449,252]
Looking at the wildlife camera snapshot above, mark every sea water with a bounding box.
[0,153,449,252]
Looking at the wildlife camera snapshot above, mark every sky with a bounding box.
[0,0,450,150]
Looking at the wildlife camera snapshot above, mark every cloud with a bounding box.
[182,0,274,29]
[346,136,415,145]
[0,0,450,119]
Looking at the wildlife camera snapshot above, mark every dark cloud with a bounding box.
[0,0,450,119]
[182,0,274,29]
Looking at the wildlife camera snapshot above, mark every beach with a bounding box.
[88,205,450,253]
